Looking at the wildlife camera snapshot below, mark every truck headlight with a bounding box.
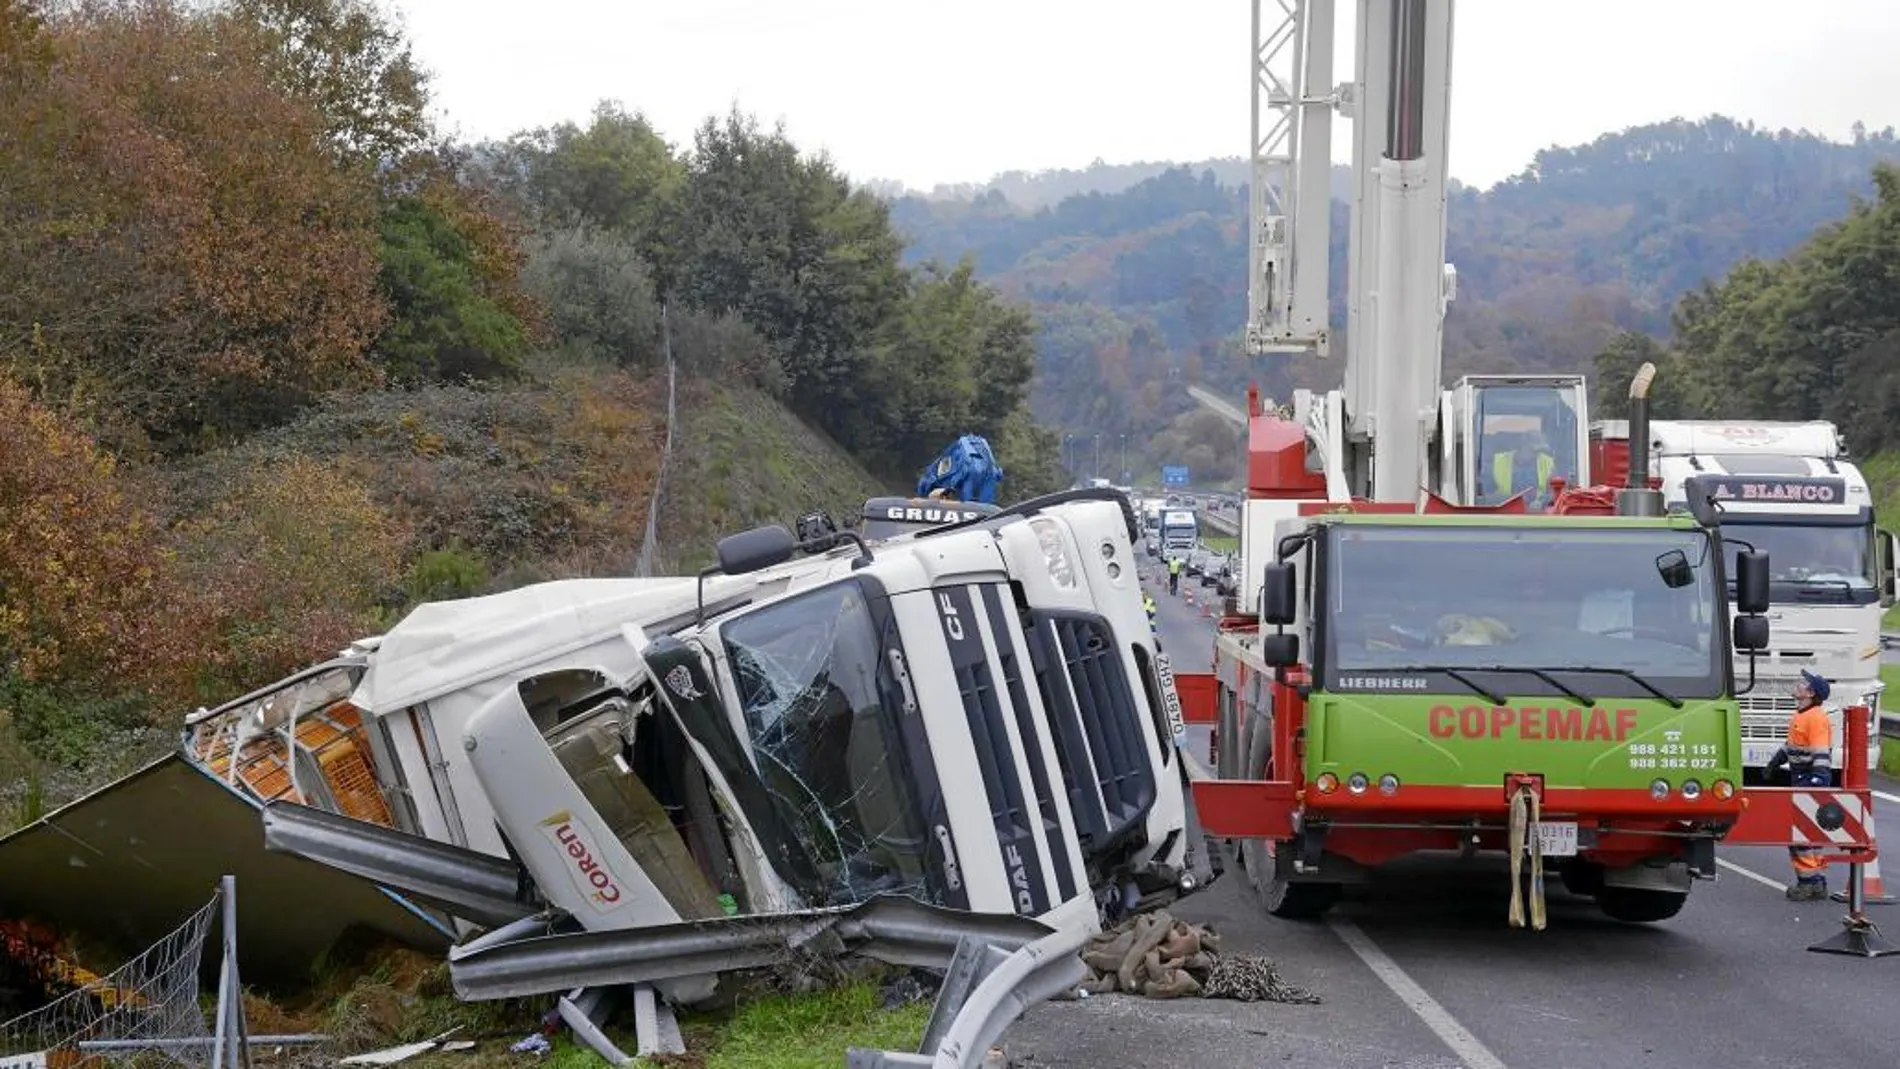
[1028,518,1076,590]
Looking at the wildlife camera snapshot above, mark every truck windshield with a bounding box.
[1471,385,1582,507]
[1718,519,1876,606]
[1323,524,1723,701]
[720,581,937,906]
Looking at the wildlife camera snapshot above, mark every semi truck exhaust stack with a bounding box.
[1615,362,1664,517]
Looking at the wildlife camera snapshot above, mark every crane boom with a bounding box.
[1352,0,1456,500]
[1247,0,1336,356]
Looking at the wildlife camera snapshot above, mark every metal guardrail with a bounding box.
[446,896,1085,1068]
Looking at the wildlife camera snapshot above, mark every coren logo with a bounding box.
[540,810,624,912]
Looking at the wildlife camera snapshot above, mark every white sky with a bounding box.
[393,0,1900,192]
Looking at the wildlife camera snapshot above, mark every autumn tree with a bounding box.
[225,0,431,167]
[673,109,907,420]
[0,0,387,449]
[0,377,190,699]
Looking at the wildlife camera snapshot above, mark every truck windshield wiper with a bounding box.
[1469,666,1596,707]
[1405,665,1508,706]
[1537,666,1682,709]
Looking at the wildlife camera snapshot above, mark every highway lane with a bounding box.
[1005,555,1900,1069]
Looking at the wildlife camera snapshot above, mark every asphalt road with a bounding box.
[1004,553,1900,1069]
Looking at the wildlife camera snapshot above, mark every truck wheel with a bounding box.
[1595,886,1688,923]
[1262,867,1342,919]
[1237,705,1340,919]
[1559,859,1604,897]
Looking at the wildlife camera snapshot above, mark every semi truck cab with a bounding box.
[1593,419,1895,780]
[187,491,1194,994]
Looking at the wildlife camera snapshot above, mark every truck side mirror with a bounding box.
[1262,562,1297,626]
[1261,632,1300,667]
[1734,549,1770,615]
[1733,614,1769,652]
[1683,475,1721,528]
[1879,529,1899,607]
[717,524,797,574]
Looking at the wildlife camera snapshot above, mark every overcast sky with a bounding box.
[393,0,1900,193]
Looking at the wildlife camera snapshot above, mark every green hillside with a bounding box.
[657,378,892,573]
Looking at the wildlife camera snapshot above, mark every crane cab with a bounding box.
[1437,374,1591,510]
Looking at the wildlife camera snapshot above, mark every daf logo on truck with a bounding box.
[1004,843,1035,914]
[540,810,624,911]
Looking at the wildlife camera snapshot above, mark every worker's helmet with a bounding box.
[1798,670,1831,703]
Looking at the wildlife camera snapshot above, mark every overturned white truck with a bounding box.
[186,490,1201,1007]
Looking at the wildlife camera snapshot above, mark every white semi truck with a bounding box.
[185,490,1198,993]
[1592,418,1895,780]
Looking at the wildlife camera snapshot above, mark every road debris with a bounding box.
[1075,910,1321,1003]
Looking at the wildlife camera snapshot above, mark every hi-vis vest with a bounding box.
[1494,451,1556,500]
[1168,558,1182,575]
[1784,704,1834,770]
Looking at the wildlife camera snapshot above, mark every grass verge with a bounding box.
[1201,534,1238,555]
[658,378,889,573]
[364,979,928,1069]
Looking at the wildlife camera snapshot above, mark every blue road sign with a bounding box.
[1162,465,1190,487]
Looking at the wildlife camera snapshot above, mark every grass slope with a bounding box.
[658,378,891,572]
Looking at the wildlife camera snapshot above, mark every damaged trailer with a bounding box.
[183,489,1207,1017]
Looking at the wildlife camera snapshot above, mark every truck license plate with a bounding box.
[1535,822,1579,857]
[1153,653,1187,742]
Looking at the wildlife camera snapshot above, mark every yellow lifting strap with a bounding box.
[1507,784,1548,930]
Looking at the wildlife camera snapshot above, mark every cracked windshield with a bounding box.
[721,582,936,907]
[1327,526,1721,697]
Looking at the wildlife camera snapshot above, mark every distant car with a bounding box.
[1185,548,1210,576]
[1200,554,1227,587]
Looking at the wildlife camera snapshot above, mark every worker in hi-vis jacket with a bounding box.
[1767,670,1835,901]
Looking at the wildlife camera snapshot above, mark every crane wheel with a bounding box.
[1595,886,1688,923]
[1238,702,1340,920]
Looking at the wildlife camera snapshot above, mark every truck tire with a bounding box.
[1595,886,1687,923]
[1559,859,1604,897]
[1238,700,1340,920]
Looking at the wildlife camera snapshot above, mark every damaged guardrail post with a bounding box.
[846,923,1091,1069]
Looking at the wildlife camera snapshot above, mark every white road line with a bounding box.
[1326,916,1508,1069]
[1717,857,1786,891]
[1873,789,1900,806]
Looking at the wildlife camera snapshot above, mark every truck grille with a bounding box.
[1025,611,1156,854]
[978,587,1079,902]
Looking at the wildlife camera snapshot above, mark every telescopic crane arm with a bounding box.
[1249,0,1457,504]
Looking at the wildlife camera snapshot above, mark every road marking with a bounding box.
[1326,916,1508,1069]
[1717,857,1786,891]
[1873,789,1900,806]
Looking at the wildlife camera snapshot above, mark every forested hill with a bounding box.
[0,0,1062,817]
[887,117,1900,484]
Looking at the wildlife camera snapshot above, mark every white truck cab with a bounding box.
[188,490,1195,984]
[1595,419,1896,780]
